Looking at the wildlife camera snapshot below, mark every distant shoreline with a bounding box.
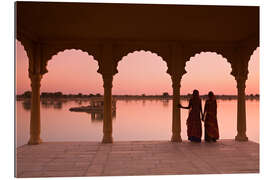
[16,94,259,101]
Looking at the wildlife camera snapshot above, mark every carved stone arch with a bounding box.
[183,46,234,76]
[246,45,259,64]
[247,46,259,72]
[113,45,171,75]
[238,45,259,82]
[41,44,102,75]
[16,37,33,61]
[16,36,35,76]
[239,34,259,63]
[230,46,258,82]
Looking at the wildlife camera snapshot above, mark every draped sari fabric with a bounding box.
[186,98,202,141]
[204,99,219,141]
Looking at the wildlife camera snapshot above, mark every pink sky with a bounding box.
[16,40,259,95]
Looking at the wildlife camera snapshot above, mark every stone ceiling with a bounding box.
[16,2,259,44]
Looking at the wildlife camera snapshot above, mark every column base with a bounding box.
[28,136,42,145]
[171,133,182,142]
[235,133,248,141]
[102,134,113,143]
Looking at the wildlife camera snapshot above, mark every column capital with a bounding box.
[171,73,183,90]
[236,77,246,91]
[171,72,183,80]
[230,46,249,81]
[102,73,113,89]
[29,73,42,80]
[29,73,42,89]
[233,68,248,81]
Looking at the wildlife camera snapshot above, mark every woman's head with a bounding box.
[192,89,199,99]
[208,91,215,100]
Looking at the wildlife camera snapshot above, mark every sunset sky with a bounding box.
[16,40,259,95]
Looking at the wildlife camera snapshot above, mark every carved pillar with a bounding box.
[171,74,182,142]
[23,42,45,145]
[28,74,42,144]
[102,73,113,143]
[169,44,186,142]
[99,43,115,143]
[235,76,248,141]
[231,48,249,142]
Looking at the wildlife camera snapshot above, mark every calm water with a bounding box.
[16,99,259,147]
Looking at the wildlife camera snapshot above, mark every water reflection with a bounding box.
[21,98,95,111]
[142,100,146,106]
[89,111,116,122]
[22,99,31,111]
[20,98,259,112]
[21,98,117,122]
[41,99,65,109]
[115,98,171,107]
[162,99,169,107]
[74,99,91,105]
[90,112,103,121]
[16,98,259,147]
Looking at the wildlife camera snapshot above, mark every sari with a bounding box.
[204,99,219,141]
[186,98,202,142]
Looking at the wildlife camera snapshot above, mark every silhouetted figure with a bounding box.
[178,89,203,142]
[203,91,219,142]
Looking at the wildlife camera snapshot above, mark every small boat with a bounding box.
[69,97,116,113]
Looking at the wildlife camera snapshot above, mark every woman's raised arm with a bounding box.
[178,99,192,109]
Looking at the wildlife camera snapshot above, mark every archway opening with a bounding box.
[41,50,103,142]
[42,50,102,94]
[245,47,260,142]
[182,52,235,95]
[181,52,236,141]
[16,40,31,147]
[246,47,259,96]
[16,45,104,146]
[113,50,172,141]
[16,40,30,95]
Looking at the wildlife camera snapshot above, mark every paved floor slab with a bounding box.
[16,140,259,178]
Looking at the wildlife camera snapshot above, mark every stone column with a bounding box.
[171,74,182,142]
[102,73,113,143]
[235,77,248,141]
[28,73,42,145]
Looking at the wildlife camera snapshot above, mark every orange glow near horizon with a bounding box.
[16,40,259,95]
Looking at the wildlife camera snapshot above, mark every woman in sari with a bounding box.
[179,89,203,142]
[203,91,219,142]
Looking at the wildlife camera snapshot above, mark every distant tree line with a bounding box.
[16,91,259,100]
[16,91,102,99]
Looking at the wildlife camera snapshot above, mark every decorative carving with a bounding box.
[16,37,35,76]
[230,47,252,83]
[113,45,171,75]
[183,46,234,76]
[41,43,102,75]
[97,43,117,76]
[170,66,186,81]
[237,79,246,93]
[171,73,182,90]
[102,73,113,89]
[30,73,42,89]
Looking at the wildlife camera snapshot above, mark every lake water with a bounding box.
[16,99,259,147]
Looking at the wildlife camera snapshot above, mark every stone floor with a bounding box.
[16,140,259,178]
